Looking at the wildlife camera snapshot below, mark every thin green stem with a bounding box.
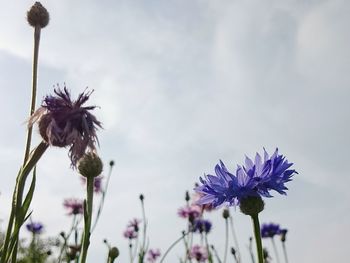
[204,234,213,263]
[1,25,42,261]
[79,176,94,263]
[248,237,256,263]
[282,242,288,263]
[159,232,189,263]
[251,215,264,263]
[271,238,280,263]
[139,198,147,263]
[23,26,41,163]
[91,162,115,232]
[229,215,241,263]
[210,245,222,263]
[223,218,229,263]
[129,242,133,263]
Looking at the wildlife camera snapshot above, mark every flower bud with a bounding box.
[109,160,115,166]
[231,247,236,255]
[27,2,49,28]
[185,191,190,202]
[239,196,264,216]
[280,229,288,242]
[78,152,103,178]
[222,209,230,219]
[139,194,144,201]
[108,247,120,260]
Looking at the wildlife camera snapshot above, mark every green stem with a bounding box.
[129,242,133,263]
[282,242,288,263]
[1,25,42,263]
[1,142,48,263]
[204,234,213,263]
[139,198,147,263]
[91,162,115,232]
[248,237,256,263]
[251,215,264,263]
[24,25,41,163]
[271,238,280,263]
[79,176,94,263]
[229,215,241,263]
[159,232,189,263]
[210,245,222,263]
[223,218,229,263]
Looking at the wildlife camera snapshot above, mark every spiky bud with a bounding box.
[27,2,49,28]
[222,209,230,219]
[109,160,115,166]
[231,247,236,255]
[185,191,190,202]
[139,194,144,201]
[239,196,264,216]
[78,152,103,178]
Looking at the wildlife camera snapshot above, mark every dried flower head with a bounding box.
[27,2,49,28]
[63,198,84,215]
[29,86,102,167]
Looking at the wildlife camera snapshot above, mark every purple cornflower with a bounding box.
[192,219,212,233]
[63,198,84,215]
[261,223,281,238]
[177,205,201,220]
[147,248,161,262]
[81,176,103,193]
[189,245,208,262]
[29,86,102,167]
[26,222,43,234]
[195,149,297,208]
[123,228,138,239]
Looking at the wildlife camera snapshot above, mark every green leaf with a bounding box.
[19,167,36,223]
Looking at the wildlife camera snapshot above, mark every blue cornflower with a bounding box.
[195,149,297,208]
[192,219,212,233]
[261,223,281,238]
[29,85,102,166]
[26,222,44,234]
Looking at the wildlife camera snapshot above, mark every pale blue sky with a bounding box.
[0,0,349,262]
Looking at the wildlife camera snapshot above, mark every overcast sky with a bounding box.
[0,0,349,262]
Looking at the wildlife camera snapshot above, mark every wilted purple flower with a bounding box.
[261,223,281,238]
[81,176,103,193]
[63,198,84,215]
[123,228,138,239]
[189,245,208,262]
[26,222,43,234]
[147,248,161,262]
[29,86,102,167]
[177,205,201,220]
[195,149,297,208]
